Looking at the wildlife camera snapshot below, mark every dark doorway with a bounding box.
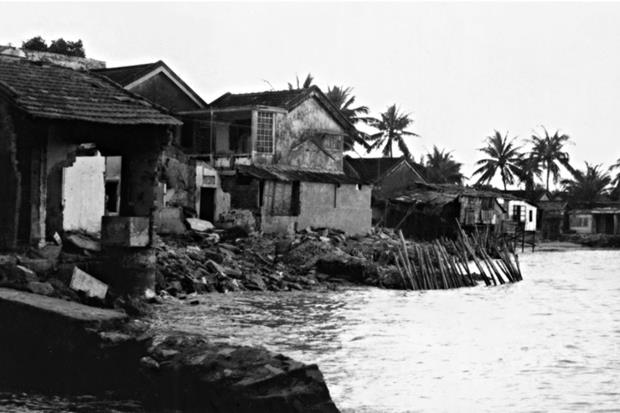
[200,188,216,222]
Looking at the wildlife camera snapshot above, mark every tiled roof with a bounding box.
[211,88,312,110]
[344,156,427,183]
[93,62,157,85]
[94,60,207,108]
[0,56,181,125]
[236,164,363,185]
[209,86,355,134]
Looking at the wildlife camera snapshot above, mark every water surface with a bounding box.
[3,249,620,412]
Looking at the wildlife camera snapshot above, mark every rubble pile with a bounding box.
[155,226,420,296]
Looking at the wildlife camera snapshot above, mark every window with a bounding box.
[529,210,533,222]
[256,111,274,153]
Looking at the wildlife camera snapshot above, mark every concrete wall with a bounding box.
[261,181,372,235]
[507,200,537,231]
[272,98,344,171]
[62,154,106,234]
[0,104,20,249]
[195,162,230,222]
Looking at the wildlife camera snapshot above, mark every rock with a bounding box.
[206,259,227,276]
[34,245,62,262]
[65,233,101,252]
[186,218,215,232]
[140,356,160,371]
[15,265,39,283]
[222,226,250,241]
[18,257,54,275]
[26,281,55,296]
[70,267,108,300]
[243,273,267,291]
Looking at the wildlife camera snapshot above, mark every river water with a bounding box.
[2,249,620,412]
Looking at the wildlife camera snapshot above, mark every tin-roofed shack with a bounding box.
[385,184,507,239]
[0,55,180,294]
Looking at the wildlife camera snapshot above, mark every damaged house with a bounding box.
[384,184,507,239]
[178,86,372,234]
[0,55,180,293]
[94,60,209,233]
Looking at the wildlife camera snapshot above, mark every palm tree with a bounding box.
[288,73,314,90]
[514,155,542,192]
[423,146,464,185]
[366,105,418,158]
[325,85,370,150]
[529,127,573,191]
[561,162,611,204]
[473,130,522,190]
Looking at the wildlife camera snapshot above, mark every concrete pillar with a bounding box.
[250,110,258,160]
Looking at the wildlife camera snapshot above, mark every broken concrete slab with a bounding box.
[186,218,214,232]
[154,207,186,235]
[65,233,102,252]
[70,266,108,300]
[26,281,55,296]
[0,287,126,327]
[18,257,55,274]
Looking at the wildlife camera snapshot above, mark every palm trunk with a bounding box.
[546,166,550,191]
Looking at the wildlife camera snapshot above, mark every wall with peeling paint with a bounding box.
[260,181,372,235]
[62,154,106,234]
[273,98,344,171]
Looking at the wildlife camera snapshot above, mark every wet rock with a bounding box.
[243,273,267,291]
[18,257,54,275]
[26,281,55,296]
[15,265,39,283]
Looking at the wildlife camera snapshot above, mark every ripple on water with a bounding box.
[3,250,620,412]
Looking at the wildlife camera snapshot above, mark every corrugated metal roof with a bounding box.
[0,56,181,125]
[236,164,362,185]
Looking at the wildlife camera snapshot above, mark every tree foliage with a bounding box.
[473,130,522,190]
[529,127,573,191]
[21,36,85,57]
[22,36,47,52]
[325,85,371,150]
[365,105,418,158]
[288,73,314,90]
[561,162,611,204]
[423,146,464,185]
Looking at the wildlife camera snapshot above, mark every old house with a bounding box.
[537,199,567,239]
[344,156,427,223]
[567,203,620,235]
[95,61,209,232]
[0,55,180,293]
[384,184,506,239]
[178,86,372,234]
[504,198,537,232]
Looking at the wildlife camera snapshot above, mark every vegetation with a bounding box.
[423,146,464,185]
[325,85,371,150]
[365,105,418,158]
[21,36,85,57]
[288,73,314,90]
[473,131,523,190]
[561,163,611,203]
[529,127,573,191]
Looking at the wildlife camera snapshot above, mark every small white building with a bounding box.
[505,199,537,232]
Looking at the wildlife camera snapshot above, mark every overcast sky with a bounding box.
[2,1,620,186]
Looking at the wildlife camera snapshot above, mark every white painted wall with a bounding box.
[63,154,106,234]
[507,200,537,231]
